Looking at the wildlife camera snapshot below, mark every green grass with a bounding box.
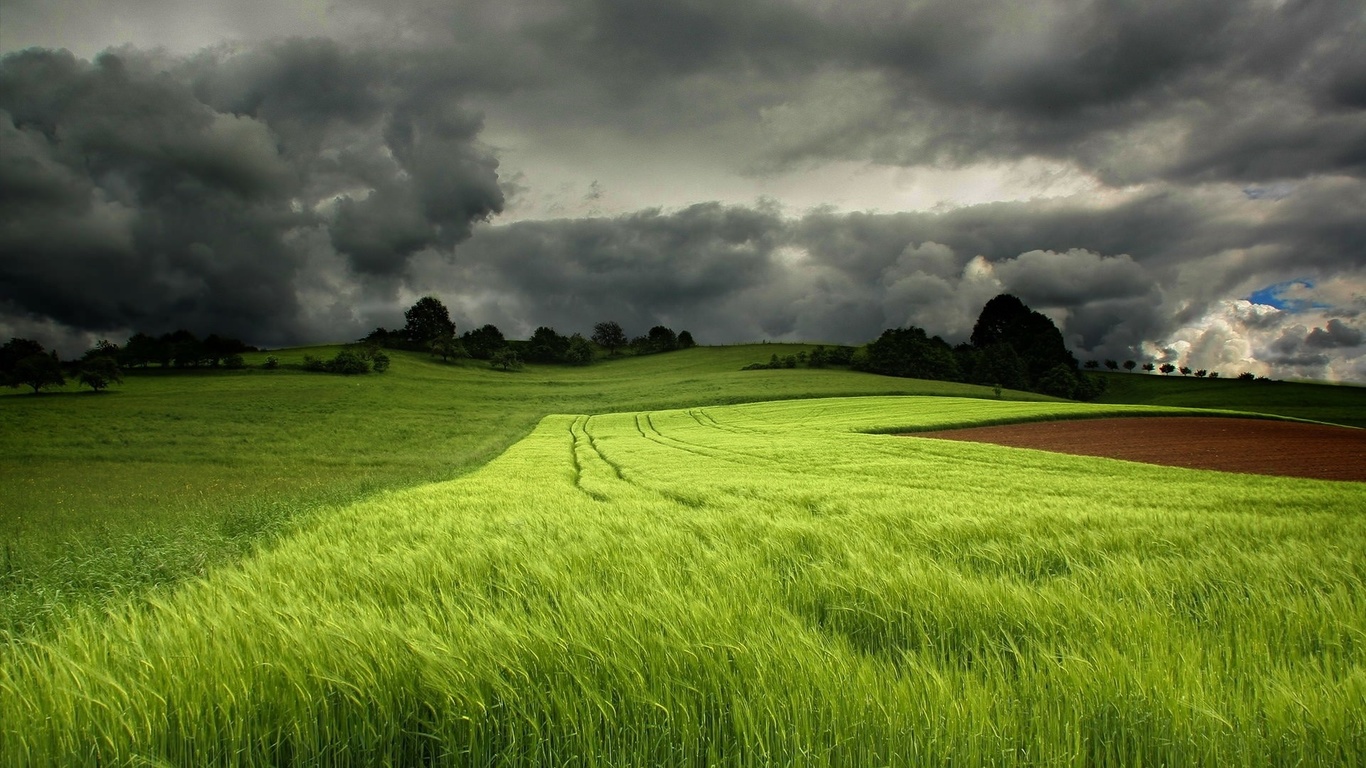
[4,397,1363,765]
[1094,370,1366,427]
[1,345,1028,637]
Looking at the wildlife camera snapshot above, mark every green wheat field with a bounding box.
[3,347,1364,765]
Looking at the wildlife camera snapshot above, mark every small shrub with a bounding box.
[371,352,390,373]
[326,350,370,375]
[263,356,279,370]
[223,354,246,370]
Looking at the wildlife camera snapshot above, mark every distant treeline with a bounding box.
[744,294,1106,400]
[361,296,697,370]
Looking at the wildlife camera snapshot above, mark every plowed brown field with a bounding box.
[913,417,1366,481]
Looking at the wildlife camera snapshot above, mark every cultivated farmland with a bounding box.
[4,394,1363,765]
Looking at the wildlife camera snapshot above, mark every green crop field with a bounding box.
[3,395,1363,765]
[1,345,1030,637]
[3,348,1364,765]
[1094,370,1366,427]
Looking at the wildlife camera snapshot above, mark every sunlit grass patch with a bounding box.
[4,397,1362,765]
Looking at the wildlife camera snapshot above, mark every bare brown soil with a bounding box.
[912,417,1366,481]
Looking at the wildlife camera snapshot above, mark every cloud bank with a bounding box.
[2,0,1364,380]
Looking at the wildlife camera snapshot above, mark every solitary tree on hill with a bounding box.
[592,321,628,356]
[1123,360,1137,372]
[403,296,456,345]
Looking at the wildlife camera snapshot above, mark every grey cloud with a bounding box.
[0,42,503,343]
[494,0,1366,184]
[1306,319,1364,349]
[993,250,1152,307]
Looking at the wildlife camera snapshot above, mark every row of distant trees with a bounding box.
[1082,359,1244,379]
[742,294,1268,400]
[845,294,1105,400]
[1,337,125,394]
[362,296,697,370]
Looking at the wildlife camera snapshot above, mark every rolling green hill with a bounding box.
[1094,370,1366,427]
[5,396,1362,765]
[1,345,1028,637]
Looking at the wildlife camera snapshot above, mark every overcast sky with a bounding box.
[3,0,1364,381]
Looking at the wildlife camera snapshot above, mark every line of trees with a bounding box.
[362,297,697,370]
[844,294,1106,400]
[2,337,124,394]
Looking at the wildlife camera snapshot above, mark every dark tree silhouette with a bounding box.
[461,324,506,360]
[1123,360,1137,372]
[1104,359,1119,370]
[863,326,962,381]
[969,294,1078,385]
[591,321,628,356]
[565,334,595,365]
[677,330,696,349]
[1,338,45,378]
[527,327,570,363]
[78,356,123,392]
[10,353,65,393]
[646,326,678,353]
[1160,363,1176,375]
[403,296,456,345]
[1143,363,1155,372]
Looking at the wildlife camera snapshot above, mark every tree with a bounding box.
[1084,360,1099,369]
[969,294,1078,386]
[1179,366,1192,376]
[591,321,628,356]
[2,338,46,383]
[1142,363,1155,373]
[10,353,65,394]
[490,348,522,371]
[1104,359,1119,371]
[1037,364,1079,399]
[403,296,456,345]
[429,335,466,362]
[120,333,162,368]
[1195,369,1208,378]
[78,356,122,392]
[564,334,594,365]
[646,326,678,353]
[462,324,506,360]
[527,327,570,363]
[1123,360,1137,372]
[677,330,696,349]
[1159,363,1176,375]
[864,326,962,382]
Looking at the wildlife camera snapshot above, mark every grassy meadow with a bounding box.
[1,345,1025,637]
[3,347,1364,764]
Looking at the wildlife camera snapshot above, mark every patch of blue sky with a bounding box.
[1248,279,1329,312]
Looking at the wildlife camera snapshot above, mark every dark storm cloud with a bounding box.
[0,42,503,344]
[409,177,1358,365]
[1306,319,1364,350]
[411,202,786,339]
[488,0,1366,184]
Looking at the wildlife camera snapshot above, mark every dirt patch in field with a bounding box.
[911,417,1366,481]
